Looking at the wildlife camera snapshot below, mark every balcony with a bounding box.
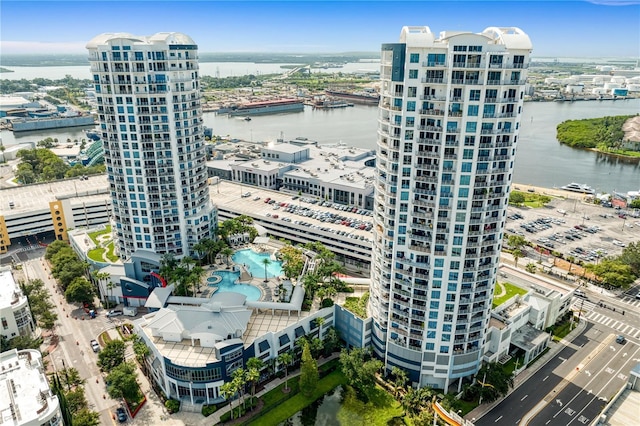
[421,77,445,84]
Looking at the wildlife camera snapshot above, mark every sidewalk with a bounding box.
[465,319,587,422]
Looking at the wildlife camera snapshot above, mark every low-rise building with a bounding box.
[0,348,63,426]
[0,266,34,342]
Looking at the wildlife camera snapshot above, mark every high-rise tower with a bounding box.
[370,26,532,390]
[87,33,215,259]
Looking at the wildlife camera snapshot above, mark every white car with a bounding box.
[612,240,626,247]
[90,339,100,352]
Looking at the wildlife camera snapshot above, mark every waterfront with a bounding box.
[0,61,380,81]
[1,96,638,194]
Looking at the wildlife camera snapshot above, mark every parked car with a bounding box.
[90,339,100,353]
[616,335,626,344]
[116,407,127,423]
[106,309,123,318]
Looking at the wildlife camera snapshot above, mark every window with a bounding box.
[440,346,449,353]
[469,90,481,101]
[408,69,418,79]
[406,117,414,127]
[466,122,477,132]
[406,101,416,112]
[409,53,420,63]
[458,188,469,197]
[460,175,471,185]
[463,149,474,160]
[467,105,479,116]
[461,162,472,172]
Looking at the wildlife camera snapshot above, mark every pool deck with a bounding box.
[199,244,368,347]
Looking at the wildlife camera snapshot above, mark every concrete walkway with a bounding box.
[465,319,587,422]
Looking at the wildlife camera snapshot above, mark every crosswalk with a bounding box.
[583,310,640,340]
[620,295,640,308]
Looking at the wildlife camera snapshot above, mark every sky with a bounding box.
[1,1,639,58]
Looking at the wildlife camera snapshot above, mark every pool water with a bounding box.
[207,271,261,301]
[232,249,283,279]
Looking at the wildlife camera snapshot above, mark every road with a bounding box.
[475,266,640,426]
[528,337,639,426]
[23,256,120,425]
[474,324,594,426]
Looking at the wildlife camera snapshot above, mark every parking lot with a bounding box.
[253,195,374,244]
[506,197,640,262]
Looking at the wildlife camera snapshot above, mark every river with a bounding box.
[1,63,638,193]
[0,61,380,81]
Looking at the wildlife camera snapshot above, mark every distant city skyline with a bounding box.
[1,1,639,58]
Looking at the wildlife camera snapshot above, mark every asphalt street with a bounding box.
[529,338,640,426]
[23,255,121,426]
[474,324,594,426]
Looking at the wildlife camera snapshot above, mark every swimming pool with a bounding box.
[232,249,283,279]
[207,271,261,301]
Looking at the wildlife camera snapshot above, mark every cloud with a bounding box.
[1,41,87,54]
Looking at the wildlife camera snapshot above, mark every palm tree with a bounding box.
[94,271,110,307]
[390,366,408,399]
[245,367,260,409]
[220,382,237,420]
[246,357,264,407]
[261,258,271,283]
[277,352,293,392]
[232,368,246,412]
[512,248,523,268]
[567,255,576,273]
[221,247,234,268]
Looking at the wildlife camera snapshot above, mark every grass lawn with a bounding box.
[87,248,106,262]
[510,190,554,208]
[88,225,111,245]
[493,282,528,308]
[245,370,347,426]
[105,241,119,262]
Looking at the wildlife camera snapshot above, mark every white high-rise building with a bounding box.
[370,26,532,390]
[87,33,215,259]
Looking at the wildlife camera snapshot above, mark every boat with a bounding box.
[10,115,96,132]
[324,90,380,105]
[312,98,354,109]
[560,183,595,195]
[227,99,304,117]
[243,116,252,121]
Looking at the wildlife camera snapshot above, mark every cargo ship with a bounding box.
[227,99,304,117]
[324,90,380,105]
[10,115,96,132]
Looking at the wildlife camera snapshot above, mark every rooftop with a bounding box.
[0,174,109,215]
[0,267,24,310]
[0,349,59,426]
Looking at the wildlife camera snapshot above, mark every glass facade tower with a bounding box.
[87,33,215,259]
[369,26,532,390]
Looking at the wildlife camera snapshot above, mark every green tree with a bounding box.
[507,235,527,250]
[262,258,271,282]
[390,366,408,398]
[590,259,636,289]
[98,339,126,371]
[299,340,318,397]
[630,199,640,209]
[509,191,526,206]
[72,408,100,426]
[59,367,85,389]
[220,381,238,420]
[106,362,140,401]
[476,363,514,403]
[512,249,524,269]
[277,351,294,391]
[618,241,640,276]
[525,262,537,274]
[65,387,88,414]
[339,347,383,401]
[246,357,264,406]
[221,247,234,268]
[64,277,95,304]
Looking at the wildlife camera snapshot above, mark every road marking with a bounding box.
[605,367,615,374]
[611,320,621,329]
[545,421,551,425]
[521,395,528,401]
[618,373,628,381]
[495,415,503,422]
[621,325,630,333]
[584,370,591,376]
[556,399,563,406]
[559,356,567,363]
[623,352,628,357]
[578,415,589,424]
[635,330,640,339]
[565,408,576,416]
[603,318,613,326]
[543,375,549,381]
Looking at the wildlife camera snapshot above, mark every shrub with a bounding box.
[201,404,217,417]
[165,399,180,414]
[321,298,334,308]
